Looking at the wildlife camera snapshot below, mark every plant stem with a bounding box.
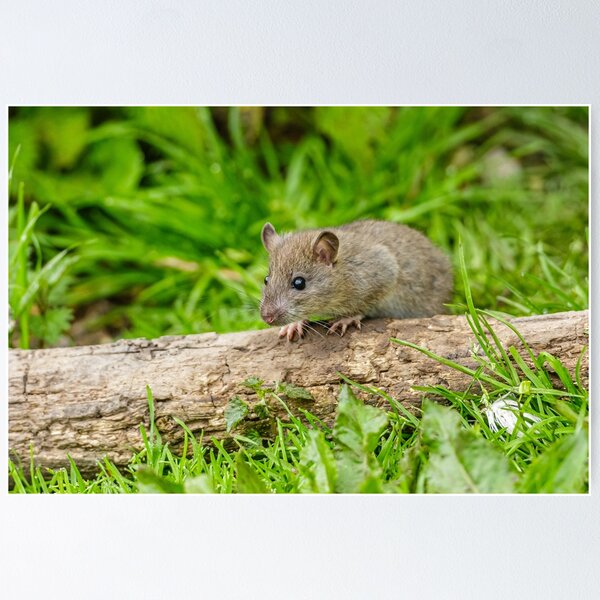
[16,182,29,349]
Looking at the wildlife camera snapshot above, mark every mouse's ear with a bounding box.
[261,223,279,252]
[312,231,339,266]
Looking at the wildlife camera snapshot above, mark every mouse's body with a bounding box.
[260,220,453,340]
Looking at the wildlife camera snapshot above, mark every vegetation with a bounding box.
[7,107,589,492]
[9,302,589,493]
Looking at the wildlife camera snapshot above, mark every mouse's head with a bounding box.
[259,222,341,326]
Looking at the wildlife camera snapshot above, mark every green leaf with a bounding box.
[421,402,515,493]
[235,453,268,493]
[242,376,264,390]
[127,106,208,156]
[225,396,249,433]
[299,430,337,493]
[135,467,183,494]
[16,250,78,316]
[314,106,391,170]
[520,429,588,493]
[276,382,313,400]
[184,474,216,494]
[36,107,90,169]
[391,444,424,494]
[29,306,73,345]
[253,400,270,419]
[332,385,388,493]
[8,201,49,276]
[86,138,144,193]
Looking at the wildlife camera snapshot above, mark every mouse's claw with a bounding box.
[327,315,364,337]
[279,320,307,342]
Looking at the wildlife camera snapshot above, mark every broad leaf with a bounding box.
[136,467,183,494]
[333,385,388,493]
[520,429,588,493]
[184,474,216,494]
[421,401,515,493]
[225,396,249,433]
[299,430,336,493]
[276,382,313,400]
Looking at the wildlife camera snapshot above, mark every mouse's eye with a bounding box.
[264,276,270,285]
[292,277,306,290]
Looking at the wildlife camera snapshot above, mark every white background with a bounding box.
[0,1,597,598]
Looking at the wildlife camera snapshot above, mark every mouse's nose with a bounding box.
[261,308,283,325]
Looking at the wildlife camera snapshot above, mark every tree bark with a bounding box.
[9,310,589,477]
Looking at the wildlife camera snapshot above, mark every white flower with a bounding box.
[484,395,541,437]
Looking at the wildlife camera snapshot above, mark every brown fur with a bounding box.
[260,220,453,326]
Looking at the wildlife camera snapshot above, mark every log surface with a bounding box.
[8,310,589,476]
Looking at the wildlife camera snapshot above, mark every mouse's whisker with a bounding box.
[240,302,260,312]
[323,323,343,337]
[221,282,262,303]
[300,321,326,339]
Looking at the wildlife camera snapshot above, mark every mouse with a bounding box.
[259,219,453,341]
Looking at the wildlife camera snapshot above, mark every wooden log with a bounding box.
[8,310,589,477]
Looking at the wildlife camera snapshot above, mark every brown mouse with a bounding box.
[260,220,453,341]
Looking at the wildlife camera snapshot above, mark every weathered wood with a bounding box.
[8,310,588,477]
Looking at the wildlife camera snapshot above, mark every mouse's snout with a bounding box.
[260,296,291,325]
[260,307,286,326]
[262,311,277,324]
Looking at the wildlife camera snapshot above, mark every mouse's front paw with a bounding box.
[279,320,307,342]
[327,315,364,337]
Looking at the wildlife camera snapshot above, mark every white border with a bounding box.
[1,2,598,598]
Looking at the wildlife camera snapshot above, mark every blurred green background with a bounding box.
[8,106,589,348]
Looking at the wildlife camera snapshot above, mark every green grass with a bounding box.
[8,251,589,494]
[8,106,588,347]
[8,363,588,494]
[7,106,589,493]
